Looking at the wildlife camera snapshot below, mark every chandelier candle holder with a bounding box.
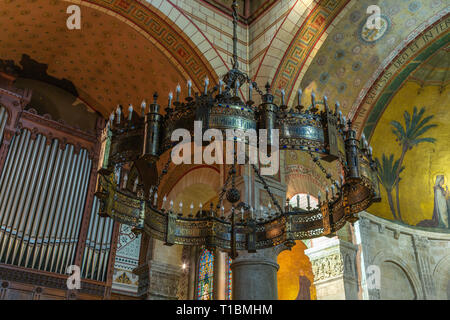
[95,1,381,257]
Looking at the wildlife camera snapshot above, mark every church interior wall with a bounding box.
[0,0,448,301]
[358,211,450,300]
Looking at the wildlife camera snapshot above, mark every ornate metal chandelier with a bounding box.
[95,1,380,259]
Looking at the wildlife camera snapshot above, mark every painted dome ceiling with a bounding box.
[0,0,190,117]
[409,45,449,90]
[300,0,447,128]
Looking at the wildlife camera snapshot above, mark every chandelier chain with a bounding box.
[250,162,284,215]
[307,151,341,190]
[231,0,239,70]
[217,170,232,208]
[154,156,172,195]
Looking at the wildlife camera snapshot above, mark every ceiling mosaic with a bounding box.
[409,46,449,89]
[300,0,447,122]
[0,0,190,116]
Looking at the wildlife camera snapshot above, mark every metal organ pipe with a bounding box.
[15,136,52,266]
[55,149,84,274]
[8,135,48,265]
[90,212,104,279]
[81,199,97,279]
[0,128,115,279]
[47,145,78,272]
[0,133,20,230]
[80,197,114,282]
[98,218,113,282]
[61,149,88,272]
[0,130,33,259]
[0,106,7,143]
[36,142,70,270]
[24,139,60,268]
[66,151,91,270]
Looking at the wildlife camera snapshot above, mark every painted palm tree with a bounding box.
[390,106,437,221]
[376,154,404,220]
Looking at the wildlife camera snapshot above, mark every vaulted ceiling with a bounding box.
[410,45,449,90]
[202,0,278,22]
[300,0,447,128]
[0,0,187,117]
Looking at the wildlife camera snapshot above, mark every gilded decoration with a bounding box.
[311,253,344,282]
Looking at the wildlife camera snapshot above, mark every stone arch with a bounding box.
[286,173,324,200]
[371,251,422,300]
[166,165,220,202]
[350,12,449,136]
[263,0,356,103]
[433,255,450,299]
[64,0,219,90]
[285,149,342,200]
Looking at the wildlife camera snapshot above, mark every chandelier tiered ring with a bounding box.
[95,1,381,258]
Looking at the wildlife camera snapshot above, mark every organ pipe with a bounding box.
[80,198,114,282]
[0,106,7,143]
[0,122,115,283]
[0,129,105,276]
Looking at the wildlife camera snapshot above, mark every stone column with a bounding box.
[213,249,227,300]
[305,237,359,300]
[134,260,183,300]
[357,214,380,300]
[187,246,197,300]
[412,235,436,300]
[231,248,279,300]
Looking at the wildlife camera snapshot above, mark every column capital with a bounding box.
[233,246,279,266]
[305,237,359,299]
[412,234,430,250]
[412,235,436,299]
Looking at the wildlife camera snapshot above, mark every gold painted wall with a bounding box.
[277,241,316,300]
[370,81,450,229]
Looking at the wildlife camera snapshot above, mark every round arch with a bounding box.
[433,255,450,299]
[162,165,221,211]
[371,251,423,299]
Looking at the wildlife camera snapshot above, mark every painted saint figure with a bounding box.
[418,175,450,228]
[433,175,450,228]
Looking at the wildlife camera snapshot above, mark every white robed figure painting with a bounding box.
[418,175,450,229]
[434,175,450,228]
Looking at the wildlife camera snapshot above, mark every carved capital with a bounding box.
[413,235,430,250]
[358,216,371,231]
[312,253,344,282]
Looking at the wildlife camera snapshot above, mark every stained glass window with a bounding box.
[197,248,214,300]
[226,257,232,300]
